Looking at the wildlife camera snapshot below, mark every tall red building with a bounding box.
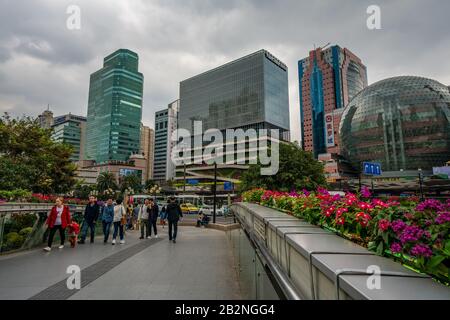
[298,45,367,158]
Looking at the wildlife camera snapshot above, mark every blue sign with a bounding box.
[363,162,382,176]
[187,179,199,185]
[224,182,233,191]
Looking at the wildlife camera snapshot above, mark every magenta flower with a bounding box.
[416,199,445,212]
[435,211,450,225]
[361,186,371,198]
[391,220,406,233]
[390,242,402,254]
[399,225,425,244]
[302,189,310,196]
[410,243,433,258]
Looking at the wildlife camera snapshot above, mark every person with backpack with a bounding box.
[166,196,183,243]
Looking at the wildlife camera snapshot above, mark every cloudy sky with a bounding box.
[1,0,449,142]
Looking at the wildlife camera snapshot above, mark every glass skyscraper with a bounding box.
[176,50,290,187]
[179,49,290,136]
[298,45,367,158]
[85,49,144,163]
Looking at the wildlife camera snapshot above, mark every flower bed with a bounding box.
[242,187,450,285]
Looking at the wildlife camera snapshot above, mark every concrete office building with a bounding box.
[51,113,87,162]
[153,100,179,183]
[38,107,54,129]
[140,124,155,181]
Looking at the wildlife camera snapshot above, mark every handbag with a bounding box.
[120,206,127,226]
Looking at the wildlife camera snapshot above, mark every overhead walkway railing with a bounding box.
[230,202,450,300]
[0,203,85,254]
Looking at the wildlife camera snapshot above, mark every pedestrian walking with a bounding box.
[44,197,71,252]
[79,195,100,244]
[148,198,159,238]
[132,201,141,231]
[138,199,151,239]
[166,196,183,243]
[112,199,126,245]
[160,205,167,228]
[102,198,114,244]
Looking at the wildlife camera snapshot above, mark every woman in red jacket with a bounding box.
[44,197,71,252]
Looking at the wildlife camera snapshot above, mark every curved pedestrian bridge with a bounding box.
[0,227,241,300]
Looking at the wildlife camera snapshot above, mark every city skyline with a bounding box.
[1,0,450,143]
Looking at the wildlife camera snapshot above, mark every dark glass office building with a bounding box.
[339,76,450,171]
[85,49,144,163]
[179,50,290,137]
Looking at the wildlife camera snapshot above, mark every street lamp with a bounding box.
[418,168,424,201]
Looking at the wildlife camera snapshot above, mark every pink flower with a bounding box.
[355,212,371,227]
[378,219,390,231]
[336,217,345,225]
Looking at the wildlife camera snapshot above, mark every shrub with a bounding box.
[19,227,33,237]
[5,232,24,250]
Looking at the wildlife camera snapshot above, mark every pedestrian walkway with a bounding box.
[0,227,241,300]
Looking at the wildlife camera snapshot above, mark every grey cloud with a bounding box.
[0,0,449,143]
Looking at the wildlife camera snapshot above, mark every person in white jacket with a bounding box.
[112,198,126,245]
[137,198,150,239]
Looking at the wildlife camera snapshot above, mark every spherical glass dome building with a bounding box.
[339,76,450,171]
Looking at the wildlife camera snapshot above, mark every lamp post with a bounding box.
[418,168,424,201]
[213,162,217,224]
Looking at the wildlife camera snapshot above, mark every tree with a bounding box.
[239,142,327,192]
[144,179,155,190]
[0,113,76,194]
[119,174,142,193]
[96,171,118,193]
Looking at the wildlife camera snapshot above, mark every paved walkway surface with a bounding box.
[0,227,241,300]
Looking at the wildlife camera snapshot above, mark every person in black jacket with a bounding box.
[147,198,159,238]
[166,197,183,243]
[78,196,100,244]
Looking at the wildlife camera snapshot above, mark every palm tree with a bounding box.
[120,174,142,193]
[96,171,117,193]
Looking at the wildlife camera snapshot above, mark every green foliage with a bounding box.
[5,232,24,250]
[239,142,327,192]
[120,174,142,193]
[0,189,32,201]
[19,227,33,237]
[96,171,118,193]
[0,113,76,194]
[144,179,155,190]
[73,181,96,199]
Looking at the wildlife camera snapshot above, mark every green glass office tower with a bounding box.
[85,49,144,163]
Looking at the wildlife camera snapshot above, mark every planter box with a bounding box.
[231,202,450,300]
